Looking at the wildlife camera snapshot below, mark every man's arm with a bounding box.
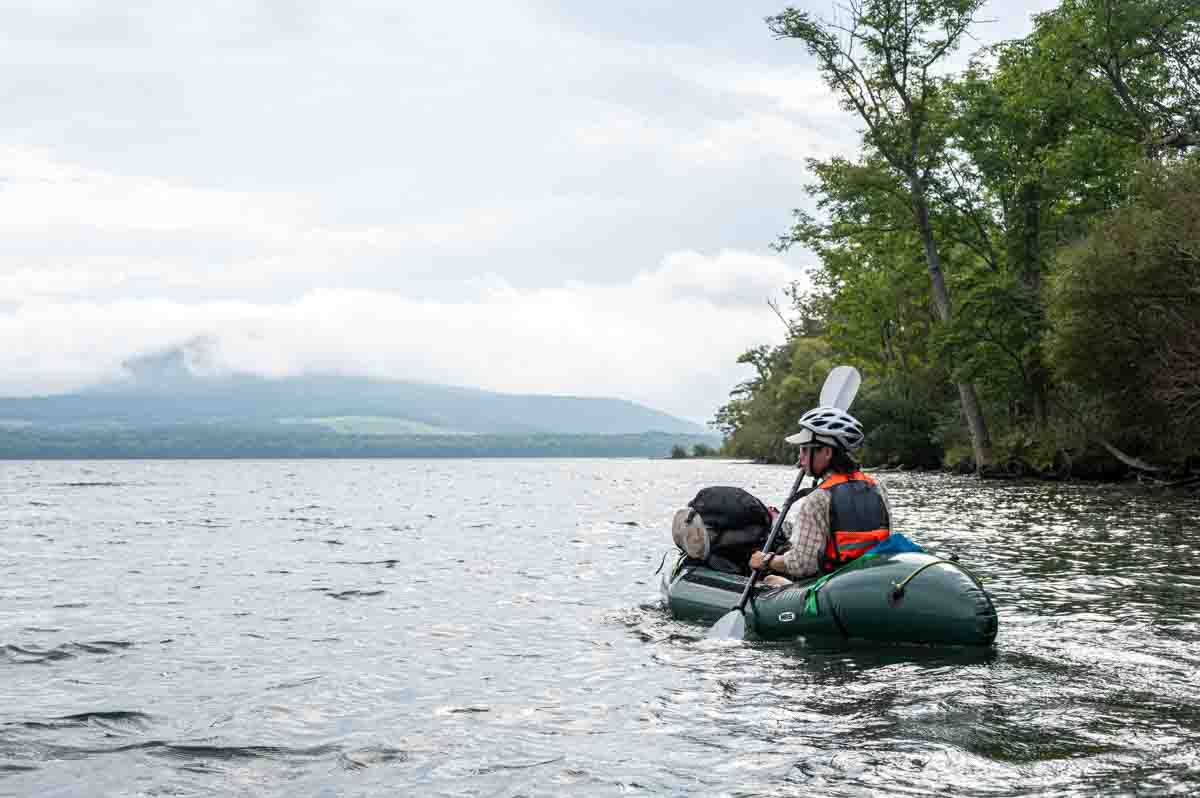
[778,489,830,578]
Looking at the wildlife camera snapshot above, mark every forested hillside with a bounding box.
[0,346,708,437]
[717,0,1199,478]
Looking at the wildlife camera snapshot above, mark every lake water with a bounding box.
[2,458,1199,797]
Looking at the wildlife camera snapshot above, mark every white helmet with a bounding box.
[785,406,865,450]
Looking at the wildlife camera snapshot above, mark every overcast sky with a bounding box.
[0,0,1058,423]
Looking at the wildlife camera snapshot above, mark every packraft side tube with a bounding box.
[752,552,998,645]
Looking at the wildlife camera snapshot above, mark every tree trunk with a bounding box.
[956,381,993,469]
[1019,180,1050,429]
[1029,368,1050,429]
[914,195,994,470]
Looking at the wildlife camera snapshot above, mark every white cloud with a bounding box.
[0,145,524,301]
[0,263,138,300]
[632,249,808,306]
[0,250,804,421]
[688,62,842,115]
[677,112,844,164]
[0,146,304,239]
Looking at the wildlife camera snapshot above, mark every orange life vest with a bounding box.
[817,471,890,573]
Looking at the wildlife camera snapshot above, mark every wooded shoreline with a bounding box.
[714,0,1199,481]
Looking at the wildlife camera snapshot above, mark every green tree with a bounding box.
[1045,158,1200,460]
[716,337,835,463]
[943,37,1130,428]
[1034,0,1200,157]
[769,0,995,470]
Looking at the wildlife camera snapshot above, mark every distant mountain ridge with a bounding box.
[0,345,709,437]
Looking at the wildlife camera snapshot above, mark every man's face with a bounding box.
[798,445,833,474]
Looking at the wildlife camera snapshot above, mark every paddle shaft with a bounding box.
[705,363,861,639]
[726,465,808,615]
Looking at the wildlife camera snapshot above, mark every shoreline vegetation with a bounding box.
[669,443,720,459]
[710,0,1199,485]
[0,427,719,460]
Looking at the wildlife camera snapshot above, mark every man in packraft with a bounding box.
[748,406,892,583]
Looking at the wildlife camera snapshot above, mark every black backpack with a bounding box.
[686,486,783,575]
[689,486,771,531]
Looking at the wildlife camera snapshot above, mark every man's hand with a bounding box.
[749,551,774,571]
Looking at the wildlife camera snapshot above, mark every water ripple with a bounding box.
[1,460,1197,796]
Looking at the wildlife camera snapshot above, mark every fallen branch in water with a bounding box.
[1096,437,1166,473]
[1049,396,1168,474]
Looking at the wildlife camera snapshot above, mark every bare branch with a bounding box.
[766,297,795,336]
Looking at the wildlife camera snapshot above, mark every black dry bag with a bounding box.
[684,486,776,575]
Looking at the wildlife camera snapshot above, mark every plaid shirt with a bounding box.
[779,477,892,578]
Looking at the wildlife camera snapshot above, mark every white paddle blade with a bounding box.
[708,609,747,640]
[820,365,862,411]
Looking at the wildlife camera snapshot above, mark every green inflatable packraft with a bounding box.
[662,550,998,646]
